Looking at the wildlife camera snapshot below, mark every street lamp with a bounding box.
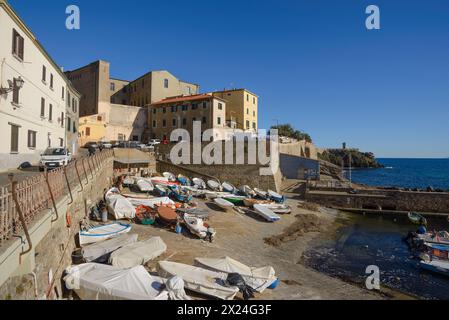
[0,76,24,94]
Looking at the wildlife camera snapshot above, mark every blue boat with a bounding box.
[169,186,193,203]
[154,184,170,197]
[420,260,449,277]
[177,174,191,186]
[268,190,285,203]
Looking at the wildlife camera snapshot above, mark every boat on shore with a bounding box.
[254,188,268,199]
[239,185,257,198]
[214,198,235,211]
[243,198,273,208]
[253,204,280,222]
[192,178,207,189]
[268,190,284,203]
[258,203,292,214]
[408,212,427,226]
[420,259,449,277]
[221,195,246,206]
[183,213,216,241]
[163,172,176,181]
[157,206,179,225]
[79,222,132,246]
[136,178,154,192]
[207,180,221,191]
[222,182,236,194]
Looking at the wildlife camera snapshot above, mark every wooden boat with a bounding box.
[79,222,132,246]
[207,180,221,191]
[154,184,170,197]
[214,198,234,211]
[253,188,268,199]
[135,178,154,192]
[157,261,239,300]
[408,212,427,226]
[420,259,449,277]
[157,206,179,225]
[243,198,273,208]
[222,182,236,194]
[268,190,285,203]
[239,185,257,198]
[184,213,216,241]
[257,203,292,214]
[253,204,281,222]
[192,178,207,189]
[162,172,176,181]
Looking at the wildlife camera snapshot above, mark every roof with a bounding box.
[151,94,225,106]
[212,88,259,97]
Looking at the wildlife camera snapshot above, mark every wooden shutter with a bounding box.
[19,35,24,60]
[40,98,45,117]
[10,125,19,153]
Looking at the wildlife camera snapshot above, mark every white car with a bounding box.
[39,148,72,171]
[148,139,161,146]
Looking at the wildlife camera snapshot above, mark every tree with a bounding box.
[271,123,313,143]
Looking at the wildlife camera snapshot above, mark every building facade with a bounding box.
[148,94,227,141]
[0,0,80,170]
[66,85,81,155]
[212,89,258,132]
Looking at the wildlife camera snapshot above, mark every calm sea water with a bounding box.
[349,158,449,190]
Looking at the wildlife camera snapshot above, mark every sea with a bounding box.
[304,158,449,299]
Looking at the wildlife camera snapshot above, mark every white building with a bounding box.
[0,0,80,170]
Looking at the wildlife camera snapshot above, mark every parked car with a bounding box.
[148,139,161,146]
[100,141,113,149]
[83,142,99,149]
[39,148,72,171]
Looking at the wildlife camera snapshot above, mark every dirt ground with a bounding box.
[120,190,383,300]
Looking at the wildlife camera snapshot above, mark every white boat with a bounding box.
[257,203,292,214]
[82,234,139,263]
[268,190,284,203]
[157,261,239,300]
[222,182,236,193]
[155,184,170,197]
[420,259,449,277]
[239,185,256,198]
[105,188,136,220]
[122,176,135,187]
[417,231,449,245]
[214,198,235,211]
[254,188,268,199]
[207,180,221,191]
[109,237,167,268]
[79,222,132,246]
[253,204,281,222]
[136,178,154,192]
[192,178,207,189]
[194,257,277,293]
[64,263,170,300]
[184,213,216,241]
[127,196,174,209]
[163,172,176,181]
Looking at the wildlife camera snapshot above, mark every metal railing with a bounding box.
[0,150,114,247]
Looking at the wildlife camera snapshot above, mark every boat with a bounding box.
[157,261,239,300]
[221,195,246,206]
[253,188,268,199]
[417,231,449,245]
[81,234,139,263]
[127,196,174,209]
[157,206,179,225]
[268,190,285,203]
[79,222,132,246]
[150,177,180,187]
[170,186,193,203]
[207,180,221,191]
[177,174,191,186]
[408,212,427,226]
[184,213,216,241]
[194,256,277,293]
[243,198,273,208]
[253,204,281,222]
[135,205,156,225]
[420,259,449,277]
[192,178,207,189]
[109,237,167,268]
[105,188,136,220]
[135,178,154,192]
[154,184,170,197]
[64,263,170,300]
[122,176,135,187]
[239,185,257,198]
[214,198,235,211]
[163,172,176,181]
[222,182,236,194]
[257,203,292,214]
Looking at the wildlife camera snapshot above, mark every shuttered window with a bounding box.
[12,29,24,60]
[49,104,53,121]
[40,98,45,117]
[42,66,46,83]
[27,130,36,148]
[10,124,19,153]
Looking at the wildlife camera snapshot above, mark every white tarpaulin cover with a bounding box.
[105,188,136,220]
[165,276,191,300]
[64,263,169,300]
[127,196,174,209]
[194,257,276,293]
[109,237,167,268]
[82,234,139,262]
[157,261,239,300]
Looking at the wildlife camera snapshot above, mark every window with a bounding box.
[110,82,115,91]
[202,117,207,124]
[182,105,188,111]
[218,103,223,110]
[40,98,45,117]
[42,66,46,83]
[247,108,249,115]
[50,74,54,89]
[171,106,176,113]
[49,104,53,121]
[246,120,250,129]
[12,29,24,60]
[203,102,207,109]
[252,122,256,130]
[164,79,169,88]
[217,117,221,125]
[182,118,187,126]
[68,92,71,108]
[152,120,157,128]
[153,108,156,114]
[59,138,64,147]
[192,103,198,110]
[12,78,20,104]
[85,127,91,136]
[73,124,77,133]
[163,107,167,114]
[163,119,167,127]
[132,135,138,141]
[192,117,196,122]
[61,112,64,127]
[247,94,249,102]
[62,86,65,100]
[10,124,19,153]
[142,79,145,88]
[27,130,36,148]
[253,97,256,104]
[67,117,71,132]
[253,111,256,117]
[172,118,177,127]
[72,98,75,111]
[97,116,102,121]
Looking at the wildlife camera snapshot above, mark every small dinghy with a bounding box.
[157,261,239,300]
[258,203,292,214]
[253,204,280,222]
[214,198,235,211]
[417,231,449,245]
[268,190,285,203]
[155,184,170,197]
[170,186,193,203]
[163,172,176,181]
[207,180,221,191]
[109,237,167,268]
[194,257,277,293]
[157,206,179,225]
[184,213,216,241]
[239,185,257,198]
[192,178,207,189]
[79,222,132,246]
[420,259,449,277]
[127,196,174,209]
[122,176,135,187]
[408,212,427,226]
[82,234,139,263]
[254,188,269,199]
[243,198,273,208]
[177,174,191,186]
[221,195,246,206]
[105,188,136,220]
[136,178,154,192]
[150,177,180,187]
[222,182,236,194]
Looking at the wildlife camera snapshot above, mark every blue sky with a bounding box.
[9,0,449,158]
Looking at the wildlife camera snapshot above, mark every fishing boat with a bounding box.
[253,204,281,222]
[135,178,154,192]
[157,261,239,300]
[154,184,170,197]
[425,242,449,259]
[268,190,285,203]
[214,198,235,211]
[183,213,216,241]
[254,188,269,199]
[150,177,180,187]
[207,180,221,191]
[239,185,257,198]
[109,237,167,268]
[157,206,179,225]
[417,231,449,245]
[194,256,277,293]
[221,195,246,206]
[222,182,236,194]
[170,186,193,203]
[177,174,191,186]
[408,212,427,226]
[243,198,273,208]
[192,178,207,189]
[258,203,292,214]
[420,259,449,277]
[79,222,132,246]
[162,172,176,181]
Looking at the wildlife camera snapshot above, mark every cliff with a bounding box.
[318,149,384,169]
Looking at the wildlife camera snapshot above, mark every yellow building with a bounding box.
[212,89,258,131]
[78,114,106,147]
